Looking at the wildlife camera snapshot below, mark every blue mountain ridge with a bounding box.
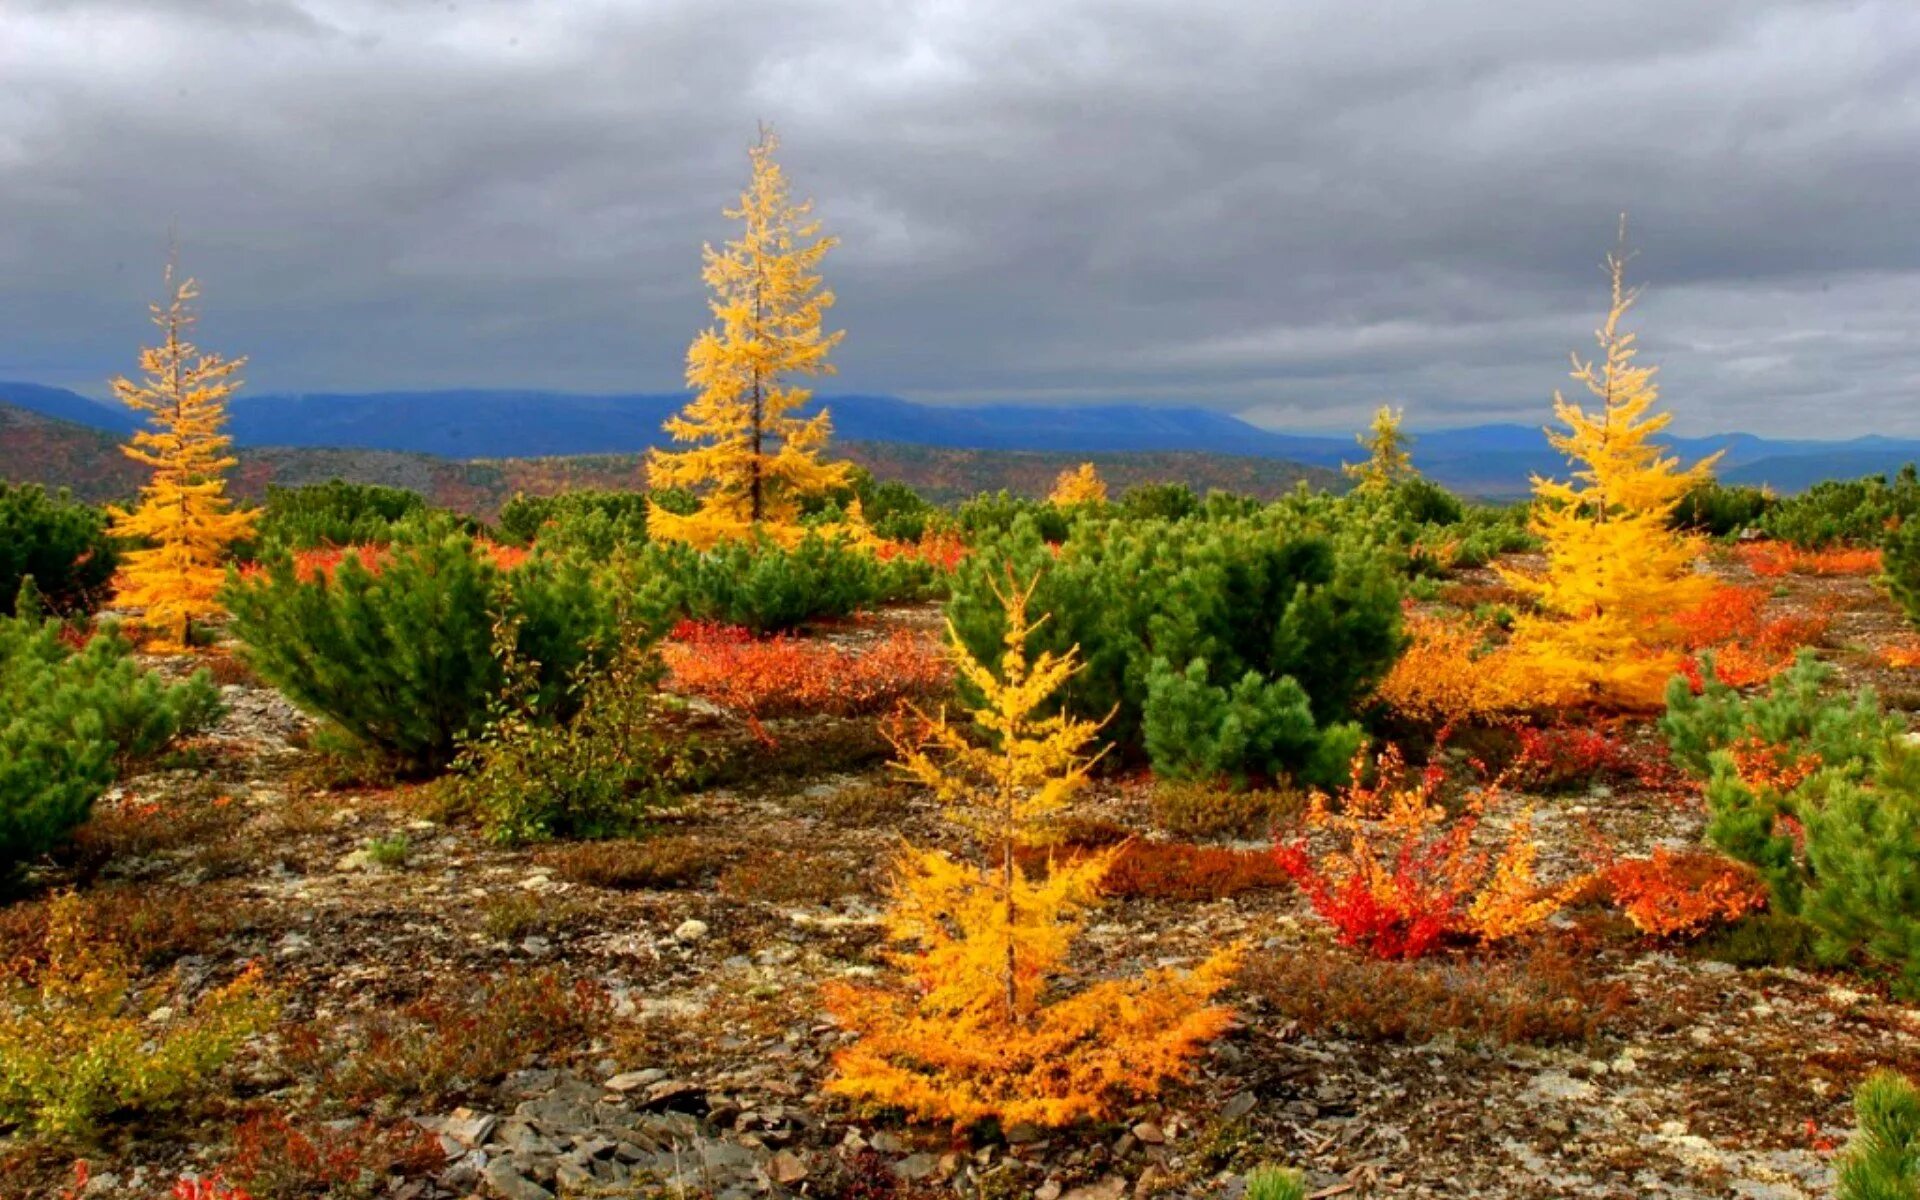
[4,381,1915,497]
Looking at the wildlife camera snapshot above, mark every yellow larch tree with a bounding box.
[1047,461,1108,507]
[1343,404,1416,495]
[825,572,1241,1130]
[1501,236,1718,708]
[108,259,254,650]
[648,128,851,549]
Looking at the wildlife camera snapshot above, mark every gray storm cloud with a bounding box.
[1,0,1916,435]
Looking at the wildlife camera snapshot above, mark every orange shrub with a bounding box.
[1738,542,1882,578]
[1374,610,1526,723]
[1596,847,1768,937]
[1672,584,1831,689]
[877,529,969,573]
[1882,640,1920,669]
[662,625,951,732]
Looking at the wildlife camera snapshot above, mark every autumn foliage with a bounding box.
[1048,462,1109,508]
[1373,609,1527,723]
[826,574,1240,1129]
[1498,240,1718,710]
[1343,405,1416,495]
[1594,847,1769,938]
[1672,583,1831,690]
[649,129,853,549]
[660,622,951,732]
[107,261,254,649]
[1275,744,1576,958]
[1737,542,1882,578]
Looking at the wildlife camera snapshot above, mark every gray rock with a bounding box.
[481,1158,555,1200]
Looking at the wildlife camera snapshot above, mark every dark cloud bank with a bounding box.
[2,0,1916,436]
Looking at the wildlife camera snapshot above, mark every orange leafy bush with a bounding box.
[826,575,1240,1130]
[661,624,951,730]
[1374,610,1527,723]
[1672,584,1831,689]
[1596,847,1768,937]
[1275,745,1580,958]
[876,528,970,573]
[1737,542,1882,578]
[1882,640,1920,670]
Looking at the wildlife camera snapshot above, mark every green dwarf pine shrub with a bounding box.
[497,488,695,555]
[1838,1071,1920,1199]
[950,510,1401,785]
[1883,520,1920,628]
[1,613,219,877]
[0,484,117,617]
[648,532,933,633]
[1760,465,1920,549]
[448,639,705,843]
[1662,654,1901,913]
[1119,482,1203,523]
[1802,741,1920,996]
[250,479,428,551]
[225,515,618,773]
[1143,658,1364,788]
[955,490,1072,543]
[1671,481,1775,537]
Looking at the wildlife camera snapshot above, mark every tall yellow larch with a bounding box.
[1048,462,1108,508]
[1343,405,1416,494]
[648,128,850,549]
[826,573,1241,1130]
[1501,237,1719,708]
[107,260,254,650]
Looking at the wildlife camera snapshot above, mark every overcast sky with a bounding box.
[2,0,1916,436]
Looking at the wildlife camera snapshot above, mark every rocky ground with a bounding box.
[8,554,1920,1200]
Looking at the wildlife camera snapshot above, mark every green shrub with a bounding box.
[1662,656,1920,993]
[0,484,117,617]
[1883,520,1920,628]
[225,515,619,773]
[0,892,275,1137]
[1672,482,1775,537]
[1801,742,1920,997]
[1390,477,1464,527]
[950,510,1400,784]
[1662,654,1900,912]
[648,533,932,633]
[0,614,219,878]
[1760,466,1920,549]
[1837,1071,1920,1199]
[956,490,1071,543]
[251,479,428,550]
[1143,658,1362,788]
[496,488,696,555]
[447,644,704,843]
[1119,482,1202,523]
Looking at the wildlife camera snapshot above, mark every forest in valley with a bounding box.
[11,132,1920,1200]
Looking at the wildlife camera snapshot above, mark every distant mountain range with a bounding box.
[3,380,1916,499]
[0,399,1334,516]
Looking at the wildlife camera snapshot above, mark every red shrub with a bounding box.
[218,1109,439,1198]
[1737,542,1882,578]
[1672,584,1832,689]
[173,1176,255,1200]
[1512,722,1677,792]
[876,530,969,573]
[662,626,951,733]
[236,539,526,583]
